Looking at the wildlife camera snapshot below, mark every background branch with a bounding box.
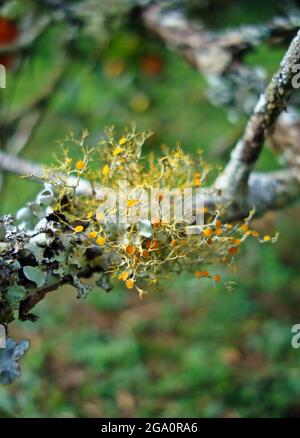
[141,3,300,77]
[0,15,51,56]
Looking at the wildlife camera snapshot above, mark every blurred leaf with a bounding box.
[0,338,29,385]
[23,266,47,288]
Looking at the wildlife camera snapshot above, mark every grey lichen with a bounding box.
[0,184,112,383]
[0,185,110,325]
[0,338,30,385]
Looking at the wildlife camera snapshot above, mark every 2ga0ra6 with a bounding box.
[145,422,198,433]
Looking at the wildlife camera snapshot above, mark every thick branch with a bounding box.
[215,169,300,221]
[269,107,300,167]
[216,30,300,196]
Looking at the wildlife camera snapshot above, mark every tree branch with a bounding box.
[214,169,300,221]
[269,107,300,167]
[216,30,300,196]
[0,151,92,196]
[0,150,44,178]
[141,3,300,77]
[0,16,51,56]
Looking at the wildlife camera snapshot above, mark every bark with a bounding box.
[216,30,300,197]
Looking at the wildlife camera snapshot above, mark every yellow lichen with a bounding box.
[43,126,275,295]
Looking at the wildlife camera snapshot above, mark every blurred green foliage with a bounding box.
[0,0,300,418]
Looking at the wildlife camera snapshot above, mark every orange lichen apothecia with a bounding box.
[96,236,106,246]
[75,160,85,171]
[74,225,84,233]
[44,127,277,295]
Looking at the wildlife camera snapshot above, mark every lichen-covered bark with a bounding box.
[0,190,115,384]
[0,166,299,327]
[0,210,111,326]
[216,30,300,197]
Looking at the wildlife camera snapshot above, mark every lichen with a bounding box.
[0,126,277,384]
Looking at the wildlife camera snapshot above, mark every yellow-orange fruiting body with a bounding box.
[102,164,110,176]
[74,225,84,233]
[113,146,124,156]
[76,160,85,171]
[195,271,209,278]
[127,199,140,207]
[240,223,248,232]
[126,245,135,255]
[152,240,159,250]
[203,227,213,237]
[126,278,134,289]
[88,231,97,239]
[151,217,160,228]
[156,192,164,202]
[96,236,106,246]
